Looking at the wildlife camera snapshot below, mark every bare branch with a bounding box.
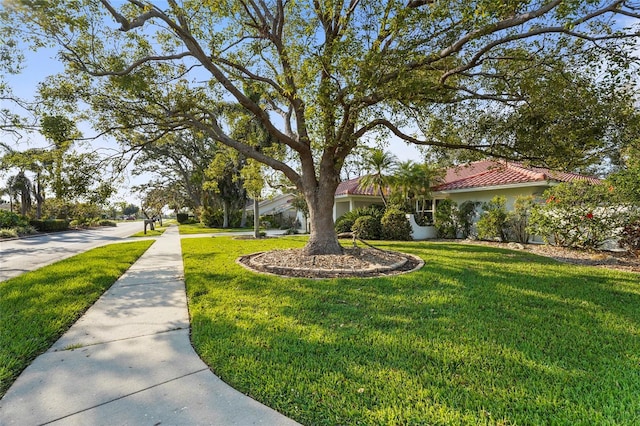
[99,0,161,31]
[407,0,434,8]
[68,52,193,77]
[440,0,636,82]
[437,0,563,60]
[181,109,303,188]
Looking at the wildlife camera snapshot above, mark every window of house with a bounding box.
[415,199,449,225]
[415,198,435,225]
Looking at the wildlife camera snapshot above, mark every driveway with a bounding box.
[0,221,147,282]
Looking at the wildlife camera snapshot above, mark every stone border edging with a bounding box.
[236,251,425,279]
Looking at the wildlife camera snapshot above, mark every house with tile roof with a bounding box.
[334,160,601,238]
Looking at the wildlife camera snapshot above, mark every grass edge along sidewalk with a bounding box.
[182,237,640,426]
[0,240,154,397]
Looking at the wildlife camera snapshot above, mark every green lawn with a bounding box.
[129,225,168,237]
[182,237,640,425]
[0,240,154,396]
[178,223,252,234]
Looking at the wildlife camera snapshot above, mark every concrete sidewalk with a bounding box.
[0,226,299,425]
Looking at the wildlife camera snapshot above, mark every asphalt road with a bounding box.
[0,221,148,282]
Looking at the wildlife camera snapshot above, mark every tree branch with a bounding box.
[99,0,161,31]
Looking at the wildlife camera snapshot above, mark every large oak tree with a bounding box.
[3,0,639,254]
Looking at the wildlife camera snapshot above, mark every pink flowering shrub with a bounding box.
[528,181,632,249]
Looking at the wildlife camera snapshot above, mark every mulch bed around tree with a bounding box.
[238,247,424,279]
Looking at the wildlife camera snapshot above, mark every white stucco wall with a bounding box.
[441,185,547,211]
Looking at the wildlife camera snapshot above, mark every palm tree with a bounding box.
[6,171,33,216]
[391,160,438,214]
[359,148,398,207]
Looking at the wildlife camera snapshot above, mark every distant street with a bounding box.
[0,221,147,282]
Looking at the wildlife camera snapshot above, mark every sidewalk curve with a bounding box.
[0,226,299,426]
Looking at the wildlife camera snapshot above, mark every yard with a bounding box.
[183,237,640,425]
[178,223,253,235]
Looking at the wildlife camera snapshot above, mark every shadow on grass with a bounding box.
[182,238,640,425]
[0,241,154,396]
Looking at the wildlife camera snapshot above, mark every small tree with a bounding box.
[241,159,265,239]
[291,192,309,234]
[359,149,397,207]
[122,203,139,217]
[456,201,479,239]
[477,196,509,242]
[434,199,458,239]
[508,196,535,244]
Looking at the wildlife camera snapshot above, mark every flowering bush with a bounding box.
[528,181,630,249]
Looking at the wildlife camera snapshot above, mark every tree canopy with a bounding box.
[3,0,639,253]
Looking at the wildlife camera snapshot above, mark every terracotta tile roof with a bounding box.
[336,161,600,196]
[335,177,380,196]
[433,161,601,191]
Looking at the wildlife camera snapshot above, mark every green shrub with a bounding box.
[456,201,478,238]
[507,196,535,243]
[434,199,457,238]
[335,216,355,234]
[16,225,37,236]
[70,203,102,223]
[199,207,222,227]
[619,219,640,253]
[0,228,18,238]
[352,215,382,240]
[98,220,117,227]
[381,208,412,240]
[335,206,384,234]
[335,217,354,234]
[177,213,189,224]
[199,207,243,228]
[0,211,28,229]
[477,196,509,241]
[29,219,69,232]
[42,199,73,220]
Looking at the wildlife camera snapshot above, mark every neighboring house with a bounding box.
[247,193,307,230]
[334,160,601,236]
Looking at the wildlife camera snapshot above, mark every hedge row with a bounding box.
[29,219,69,232]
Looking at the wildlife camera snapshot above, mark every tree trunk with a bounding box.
[302,178,343,255]
[240,204,247,228]
[253,198,260,239]
[222,200,229,228]
[35,194,43,219]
